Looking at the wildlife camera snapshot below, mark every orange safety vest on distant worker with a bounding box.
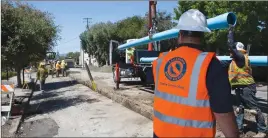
[56,63,61,70]
[152,46,216,137]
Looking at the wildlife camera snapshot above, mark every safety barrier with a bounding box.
[1,84,15,121]
[118,12,237,50]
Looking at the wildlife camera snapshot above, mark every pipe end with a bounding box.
[227,12,237,26]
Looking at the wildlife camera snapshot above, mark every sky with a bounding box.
[28,1,178,54]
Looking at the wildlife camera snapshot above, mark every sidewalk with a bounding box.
[1,72,37,137]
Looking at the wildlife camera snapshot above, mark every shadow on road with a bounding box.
[27,80,100,117]
[31,91,64,101]
[29,96,97,115]
[37,80,78,91]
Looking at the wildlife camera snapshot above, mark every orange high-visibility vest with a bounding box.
[56,64,61,70]
[152,46,216,137]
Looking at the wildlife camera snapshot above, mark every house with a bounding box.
[79,47,99,67]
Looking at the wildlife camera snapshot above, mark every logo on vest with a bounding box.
[164,57,186,81]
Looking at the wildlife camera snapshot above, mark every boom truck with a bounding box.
[109,1,159,89]
[110,2,268,89]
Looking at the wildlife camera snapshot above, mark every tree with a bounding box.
[66,51,80,63]
[174,1,268,81]
[116,16,146,41]
[80,22,118,66]
[1,1,60,86]
[79,10,176,66]
[174,1,268,54]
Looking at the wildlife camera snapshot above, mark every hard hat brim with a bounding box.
[173,25,211,33]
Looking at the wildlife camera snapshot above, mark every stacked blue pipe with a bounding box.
[139,56,268,66]
[117,12,237,50]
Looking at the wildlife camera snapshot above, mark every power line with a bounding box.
[61,37,79,44]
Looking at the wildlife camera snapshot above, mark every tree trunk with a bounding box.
[6,66,9,80]
[88,55,91,65]
[16,68,22,88]
[22,67,25,85]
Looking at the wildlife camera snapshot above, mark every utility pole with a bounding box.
[82,17,92,67]
[83,18,92,30]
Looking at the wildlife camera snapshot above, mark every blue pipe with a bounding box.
[118,12,237,50]
[140,56,268,66]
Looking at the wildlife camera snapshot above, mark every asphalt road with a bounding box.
[17,75,152,137]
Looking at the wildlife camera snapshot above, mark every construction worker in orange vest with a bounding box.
[221,25,267,137]
[152,9,239,137]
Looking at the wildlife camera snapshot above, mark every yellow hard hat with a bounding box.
[40,62,45,66]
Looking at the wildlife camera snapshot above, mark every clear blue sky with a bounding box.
[28,1,178,54]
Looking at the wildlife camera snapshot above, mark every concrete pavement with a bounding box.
[69,67,268,137]
[16,75,152,137]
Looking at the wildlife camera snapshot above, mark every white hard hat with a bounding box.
[235,42,245,51]
[175,9,211,32]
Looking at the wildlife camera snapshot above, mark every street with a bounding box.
[1,68,266,137]
[16,76,152,137]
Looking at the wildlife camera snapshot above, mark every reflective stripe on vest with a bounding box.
[229,74,252,78]
[154,52,215,129]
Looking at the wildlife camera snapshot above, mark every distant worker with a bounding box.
[37,62,48,92]
[56,61,61,77]
[152,9,239,137]
[61,60,67,77]
[49,61,55,78]
[126,47,135,64]
[221,25,267,137]
[38,61,42,68]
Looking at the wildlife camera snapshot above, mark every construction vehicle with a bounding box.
[64,57,75,69]
[110,1,243,89]
[109,1,161,89]
[110,39,155,84]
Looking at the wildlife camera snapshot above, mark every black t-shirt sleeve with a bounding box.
[206,57,234,113]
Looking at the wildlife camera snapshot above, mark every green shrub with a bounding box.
[1,71,17,80]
